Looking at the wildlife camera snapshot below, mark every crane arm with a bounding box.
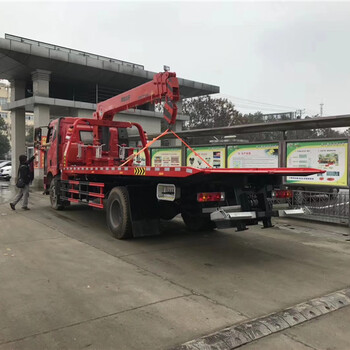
[93,72,180,125]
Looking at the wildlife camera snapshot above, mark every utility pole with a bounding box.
[320,103,324,117]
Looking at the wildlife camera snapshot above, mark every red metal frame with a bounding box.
[61,165,324,181]
[61,180,105,208]
[62,118,151,167]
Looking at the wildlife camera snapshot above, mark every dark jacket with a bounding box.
[18,156,35,185]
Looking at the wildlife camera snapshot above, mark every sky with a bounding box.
[1,1,350,117]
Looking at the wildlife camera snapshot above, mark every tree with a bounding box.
[181,96,246,144]
[182,95,244,130]
[0,135,10,159]
[317,128,343,139]
[243,112,265,124]
[0,117,10,158]
[0,115,7,133]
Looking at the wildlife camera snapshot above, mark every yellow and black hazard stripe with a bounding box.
[134,167,146,176]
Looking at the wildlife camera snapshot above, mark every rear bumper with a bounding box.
[277,208,305,216]
[210,207,305,223]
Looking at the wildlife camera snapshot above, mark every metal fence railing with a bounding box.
[274,190,349,226]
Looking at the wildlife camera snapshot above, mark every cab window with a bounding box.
[80,131,94,145]
[52,128,56,142]
[47,127,53,143]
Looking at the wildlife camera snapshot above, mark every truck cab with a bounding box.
[37,117,148,192]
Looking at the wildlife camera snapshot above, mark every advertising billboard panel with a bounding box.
[286,140,348,187]
[151,148,182,167]
[227,143,279,168]
[132,149,146,167]
[186,147,225,168]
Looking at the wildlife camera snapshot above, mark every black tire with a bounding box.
[49,177,64,210]
[106,187,132,239]
[181,212,215,232]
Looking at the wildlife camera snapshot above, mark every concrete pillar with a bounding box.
[10,109,26,184]
[32,70,51,188]
[177,99,183,115]
[32,69,50,97]
[9,80,26,185]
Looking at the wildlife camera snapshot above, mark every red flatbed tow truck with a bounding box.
[35,71,323,239]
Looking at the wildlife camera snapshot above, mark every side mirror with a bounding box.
[34,128,42,143]
[34,128,42,148]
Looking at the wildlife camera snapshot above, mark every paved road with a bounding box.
[0,188,350,349]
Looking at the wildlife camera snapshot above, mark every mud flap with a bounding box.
[127,185,160,237]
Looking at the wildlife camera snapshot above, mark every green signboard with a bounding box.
[286,140,348,187]
[132,149,146,167]
[227,143,279,168]
[186,146,225,168]
[151,148,182,167]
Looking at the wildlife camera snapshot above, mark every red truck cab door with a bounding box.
[45,121,59,178]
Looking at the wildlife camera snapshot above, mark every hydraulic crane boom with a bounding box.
[93,71,180,125]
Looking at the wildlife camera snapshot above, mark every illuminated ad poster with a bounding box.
[151,148,182,167]
[186,147,225,168]
[227,143,279,168]
[286,140,348,187]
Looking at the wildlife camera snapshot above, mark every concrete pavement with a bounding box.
[0,187,349,349]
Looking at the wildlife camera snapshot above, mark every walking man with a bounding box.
[10,153,37,211]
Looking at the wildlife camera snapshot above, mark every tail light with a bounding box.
[197,192,225,202]
[273,190,293,198]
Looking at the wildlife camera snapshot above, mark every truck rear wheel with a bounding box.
[106,187,132,239]
[181,212,215,232]
[50,177,64,210]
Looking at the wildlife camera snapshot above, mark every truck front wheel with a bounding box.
[50,177,65,210]
[106,187,132,239]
